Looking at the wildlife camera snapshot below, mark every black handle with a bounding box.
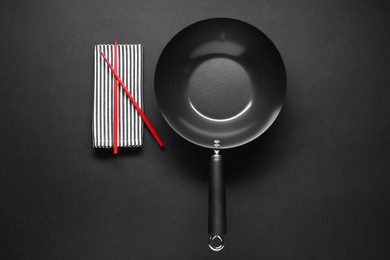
[208,153,226,251]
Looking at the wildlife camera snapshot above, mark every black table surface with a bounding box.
[1,0,389,259]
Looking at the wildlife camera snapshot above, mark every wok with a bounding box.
[155,18,286,251]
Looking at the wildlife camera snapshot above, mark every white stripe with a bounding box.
[135,44,139,146]
[100,45,104,147]
[97,45,101,147]
[101,44,104,147]
[108,45,111,148]
[127,45,131,146]
[119,45,124,146]
[124,45,129,147]
[105,45,108,147]
[130,45,134,145]
[107,46,114,147]
[104,44,107,147]
[93,46,97,146]
[105,44,108,147]
[114,45,118,148]
[122,45,126,147]
[138,44,142,146]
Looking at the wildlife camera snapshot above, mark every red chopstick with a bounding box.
[99,49,164,148]
[113,41,118,154]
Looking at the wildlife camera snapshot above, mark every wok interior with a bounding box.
[155,18,286,149]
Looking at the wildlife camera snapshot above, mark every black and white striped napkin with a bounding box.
[93,44,143,148]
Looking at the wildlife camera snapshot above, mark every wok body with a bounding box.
[155,18,286,149]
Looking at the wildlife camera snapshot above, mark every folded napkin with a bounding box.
[93,44,144,148]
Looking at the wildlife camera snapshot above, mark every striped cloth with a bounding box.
[93,44,144,148]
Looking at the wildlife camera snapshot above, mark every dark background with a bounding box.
[0,0,389,259]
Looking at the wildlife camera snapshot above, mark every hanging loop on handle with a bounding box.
[208,235,225,251]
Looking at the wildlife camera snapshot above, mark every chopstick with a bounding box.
[113,41,118,154]
[99,50,164,148]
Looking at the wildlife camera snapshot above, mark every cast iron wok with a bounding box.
[155,18,286,251]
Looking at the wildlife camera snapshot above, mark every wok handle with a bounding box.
[208,153,226,251]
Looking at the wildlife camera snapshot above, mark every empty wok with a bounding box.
[155,18,286,251]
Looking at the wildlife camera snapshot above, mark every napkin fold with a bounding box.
[93,44,144,148]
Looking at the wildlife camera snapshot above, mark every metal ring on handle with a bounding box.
[208,235,225,251]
